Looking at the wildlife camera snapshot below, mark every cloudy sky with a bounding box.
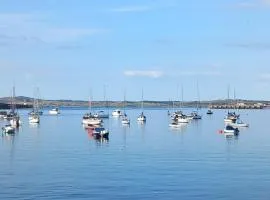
[0,0,270,101]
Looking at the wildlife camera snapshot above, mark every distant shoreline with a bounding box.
[0,96,268,109]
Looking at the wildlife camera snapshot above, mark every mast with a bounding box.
[88,89,92,113]
[176,84,179,110]
[181,84,184,110]
[234,87,236,110]
[103,85,109,114]
[123,90,126,114]
[227,85,230,113]
[141,88,144,112]
[11,86,16,113]
[196,81,200,110]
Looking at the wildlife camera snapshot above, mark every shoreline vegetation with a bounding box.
[0,96,269,109]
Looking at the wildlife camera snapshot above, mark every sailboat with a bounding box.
[191,81,202,120]
[224,86,239,123]
[82,91,102,126]
[169,85,189,126]
[29,88,40,123]
[206,109,213,115]
[93,86,109,119]
[206,101,213,114]
[121,91,130,125]
[9,86,22,127]
[137,89,146,122]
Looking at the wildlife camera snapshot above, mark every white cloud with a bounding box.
[124,70,164,78]
[171,71,221,77]
[107,0,177,13]
[236,0,270,8]
[109,6,151,13]
[0,13,105,44]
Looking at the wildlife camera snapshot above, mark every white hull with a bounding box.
[137,116,146,122]
[2,126,15,134]
[29,116,40,123]
[121,117,130,124]
[122,120,130,124]
[224,119,233,123]
[178,118,189,123]
[82,118,102,125]
[10,119,22,127]
[112,110,122,117]
[223,129,235,134]
[49,110,60,115]
[230,123,249,127]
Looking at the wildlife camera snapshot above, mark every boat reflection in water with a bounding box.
[169,122,188,133]
[85,125,109,143]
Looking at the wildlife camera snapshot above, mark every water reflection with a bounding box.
[225,134,239,141]
[169,123,188,134]
[1,132,17,163]
[85,125,109,145]
[29,123,40,128]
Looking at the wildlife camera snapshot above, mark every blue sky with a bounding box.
[0,0,270,101]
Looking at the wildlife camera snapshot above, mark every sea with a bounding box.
[0,107,270,200]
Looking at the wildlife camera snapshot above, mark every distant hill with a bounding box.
[0,96,269,109]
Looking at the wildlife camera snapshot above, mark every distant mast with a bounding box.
[11,86,16,113]
[141,88,144,112]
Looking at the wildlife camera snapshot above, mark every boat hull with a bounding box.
[49,110,60,115]
[29,116,40,123]
[82,118,102,125]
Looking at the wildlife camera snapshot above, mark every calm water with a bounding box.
[1,108,270,200]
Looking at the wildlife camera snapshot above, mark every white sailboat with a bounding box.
[121,91,130,125]
[137,89,146,122]
[112,109,123,117]
[49,107,60,115]
[9,86,22,127]
[94,86,109,119]
[2,124,15,134]
[191,81,202,120]
[169,84,189,126]
[82,92,102,125]
[29,88,40,123]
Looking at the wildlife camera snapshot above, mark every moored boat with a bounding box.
[223,125,239,136]
[112,109,122,117]
[82,113,102,125]
[92,127,109,139]
[0,111,7,118]
[230,119,249,127]
[121,114,130,125]
[2,124,15,134]
[206,109,213,115]
[137,112,146,122]
[49,107,60,115]
[29,114,40,123]
[93,111,109,119]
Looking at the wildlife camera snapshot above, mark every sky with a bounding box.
[0,0,270,101]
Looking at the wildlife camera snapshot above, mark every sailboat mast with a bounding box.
[89,89,92,113]
[227,85,230,113]
[196,81,200,110]
[11,86,16,113]
[141,88,144,111]
[123,90,126,114]
[181,84,184,110]
[103,85,109,114]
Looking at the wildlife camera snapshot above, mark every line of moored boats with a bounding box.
[168,108,249,137]
[1,107,249,139]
